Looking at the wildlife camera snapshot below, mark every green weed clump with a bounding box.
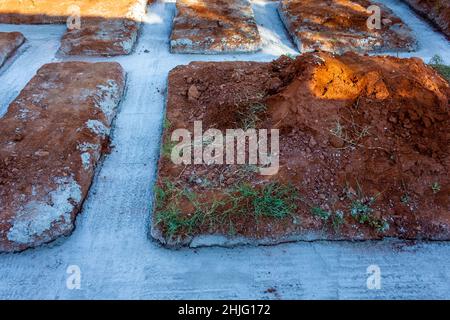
[309,184,389,234]
[429,55,450,82]
[231,183,298,219]
[154,180,299,240]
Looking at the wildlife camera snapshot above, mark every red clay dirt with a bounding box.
[0,31,24,68]
[278,0,417,54]
[170,0,261,54]
[0,61,126,252]
[403,0,450,39]
[0,0,148,56]
[152,52,450,247]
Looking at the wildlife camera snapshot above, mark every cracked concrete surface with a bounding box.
[0,0,449,299]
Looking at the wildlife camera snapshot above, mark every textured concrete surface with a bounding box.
[0,31,24,68]
[0,0,449,299]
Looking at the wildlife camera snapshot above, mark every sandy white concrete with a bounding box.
[0,0,449,299]
[375,0,450,63]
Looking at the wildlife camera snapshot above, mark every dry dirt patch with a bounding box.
[0,61,125,252]
[170,0,261,54]
[278,0,417,54]
[0,31,24,68]
[403,0,450,39]
[152,52,450,247]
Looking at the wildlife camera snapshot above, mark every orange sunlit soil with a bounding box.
[403,0,450,39]
[0,0,148,56]
[152,52,450,247]
[170,0,261,53]
[278,0,417,53]
[0,0,146,23]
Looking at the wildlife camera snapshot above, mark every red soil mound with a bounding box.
[154,52,449,246]
[266,53,449,236]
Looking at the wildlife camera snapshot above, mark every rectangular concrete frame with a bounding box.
[278,0,418,54]
[170,0,262,54]
[0,61,126,252]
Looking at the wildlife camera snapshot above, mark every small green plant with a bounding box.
[155,180,299,240]
[310,206,345,233]
[236,164,260,180]
[155,203,184,239]
[232,182,299,219]
[154,179,178,208]
[349,196,389,233]
[429,54,450,82]
[161,138,177,159]
[432,182,441,194]
[239,102,267,130]
[331,210,345,232]
[188,173,214,188]
[154,180,203,239]
[369,219,390,233]
[154,186,167,210]
[284,53,298,60]
[161,117,182,159]
[401,193,410,205]
[329,119,371,150]
[430,54,444,65]
[345,181,390,233]
[311,207,331,220]
[350,197,375,224]
[163,117,172,130]
[330,120,345,139]
[255,183,298,218]
[227,220,237,237]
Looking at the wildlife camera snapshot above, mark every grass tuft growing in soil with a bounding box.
[230,183,298,219]
[154,180,299,240]
[349,197,389,233]
[238,102,267,130]
[429,55,450,82]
